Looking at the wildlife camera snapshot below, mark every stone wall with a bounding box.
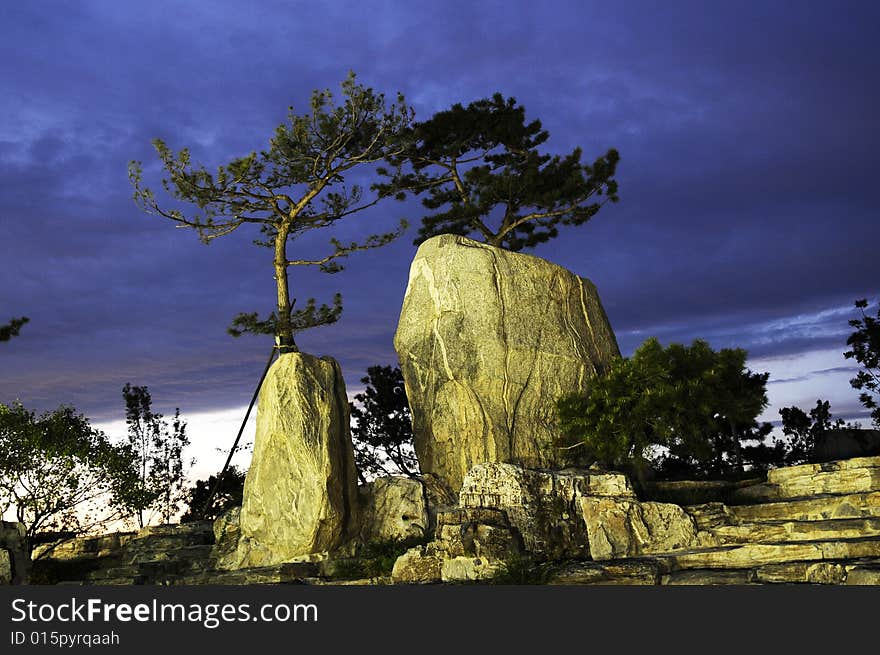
[28,456,880,585]
[31,522,214,585]
[393,456,880,585]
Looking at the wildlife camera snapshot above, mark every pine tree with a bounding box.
[381,93,619,251]
[845,299,880,428]
[130,73,413,352]
[557,338,772,478]
[0,316,28,342]
[349,365,418,483]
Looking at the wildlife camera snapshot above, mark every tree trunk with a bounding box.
[139,435,146,528]
[730,419,743,473]
[274,223,298,353]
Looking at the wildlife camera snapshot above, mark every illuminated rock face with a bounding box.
[579,497,698,561]
[221,353,359,569]
[394,234,620,493]
[459,463,634,559]
[358,476,429,543]
[391,457,880,584]
[391,464,639,583]
[0,521,29,584]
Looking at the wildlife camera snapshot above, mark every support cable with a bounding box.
[200,344,278,518]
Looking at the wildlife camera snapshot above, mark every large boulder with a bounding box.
[219,353,359,569]
[358,476,429,543]
[394,234,620,492]
[579,497,698,560]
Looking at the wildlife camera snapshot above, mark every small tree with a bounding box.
[0,316,28,342]
[382,93,619,251]
[129,72,413,352]
[180,466,245,522]
[779,399,856,465]
[349,365,418,483]
[557,338,772,479]
[556,341,663,473]
[122,384,192,527]
[0,402,137,556]
[845,298,880,428]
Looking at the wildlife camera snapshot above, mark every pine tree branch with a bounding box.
[495,194,610,243]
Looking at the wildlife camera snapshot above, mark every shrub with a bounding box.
[557,337,772,479]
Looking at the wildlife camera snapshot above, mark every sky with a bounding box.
[1,0,878,480]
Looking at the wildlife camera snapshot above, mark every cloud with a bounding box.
[1,1,877,436]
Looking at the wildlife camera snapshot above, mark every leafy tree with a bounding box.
[0,402,137,556]
[0,316,28,342]
[349,365,419,483]
[557,338,772,479]
[735,434,789,472]
[381,93,619,251]
[180,465,246,522]
[122,384,192,527]
[779,399,857,465]
[845,298,880,428]
[129,72,413,352]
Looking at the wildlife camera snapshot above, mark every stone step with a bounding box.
[729,457,880,504]
[437,507,511,528]
[663,561,880,585]
[126,534,214,553]
[127,544,215,565]
[177,561,319,585]
[751,558,880,584]
[655,536,880,571]
[35,533,137,561]
[845,563,880,585]
[702,517,880,546]
[684,502,736,530]
[725,492,880,523]
[88,564,143,581]
[134,521,214,539]
[88,578,143,586]
[304,576,392,585]
[180,557,215,575]
[547,559,661,585]
[755,560,846,584]
[135,561,192,582]
[661,569,756,585]
[86,577,145,585]
[767,456,880,487]
[507,555,880,585]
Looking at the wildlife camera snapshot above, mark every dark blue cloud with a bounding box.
[1,0,878,423]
